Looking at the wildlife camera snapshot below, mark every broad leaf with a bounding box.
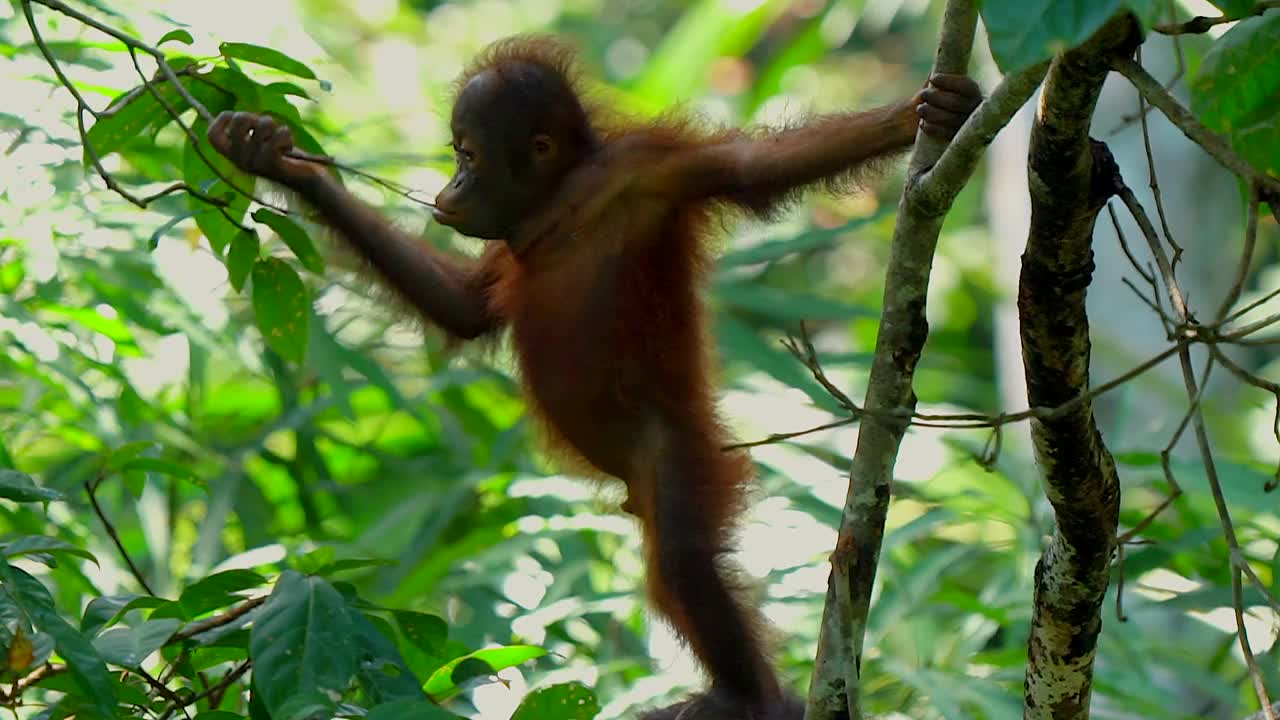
[252,209,324,273]
[251,258,310,363]
[0,470,61,503]
[228,229,260,292]
[180,569,268,618]
[1,564,116,718]
[367,699,459,720]
[511,682,601,720]
[249,572,358,720]
[1191,15,1280,179]
[1,535,98,565]
[979,0,1159,72]
[423,645,546,697]
[93,618,182,668]
[220,42,318,80]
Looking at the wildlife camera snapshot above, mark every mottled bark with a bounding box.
[1019,16,1138,720]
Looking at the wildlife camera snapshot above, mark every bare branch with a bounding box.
[1111,55,1280,198]
[1153,1,1280,35]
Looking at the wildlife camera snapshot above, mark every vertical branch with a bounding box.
[1017,17,1137,720]
[802,2,1044,717]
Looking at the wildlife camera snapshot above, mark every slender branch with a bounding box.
[0,663,66,705]
[85,473,155,596]
[1111,55,1280,198]
[28,0,212,121]
[171,595,266,643]
[1216,182,1263,322]
[1153,1,1280,35]
[1111,167,1277,719]
[729,339,1186,450]
[806,2,979,717]
[1135,47,1183,268]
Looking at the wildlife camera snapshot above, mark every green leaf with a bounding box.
[249,571,358,720]
[251,258,310,363]
[105,441,156,471]
[265,81,312,100]
[1208,0,1257,14]
[314,557,397,576]
[251,209,324,273]
[149,210,196,250]
[86,75,230,165]
[979,0,1158,72]
[228,229,260,292]
[81,594,167,636]
[2,536,98,566]
[1,563,116,718]
[93,618,182,668]
[1191,15,1280,179]
[423,645,545,697]
[393,611,447,656]
[349,610,426,703]
[184,117,254,254]
[122,456,200,483]
[180,570,268,618]
[158,29,194,46]
[220,42,318,80]
[0,470,62,503]
[367,699,459,720]
[511,682,600,720]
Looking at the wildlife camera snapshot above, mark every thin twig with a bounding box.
[171,595,266,643]
[1135,46,1184,268]
[1153,0,1280,35]
[1112,167,1276,719]
[727,328,1188,450]
[1111,55,1280,198]
[85,473,154,595]
[1216,182,1263,322]
[0,663,66,705]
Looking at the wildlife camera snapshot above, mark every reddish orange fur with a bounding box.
[460,37,786,712]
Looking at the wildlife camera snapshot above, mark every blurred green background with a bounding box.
[1,1,1277,718]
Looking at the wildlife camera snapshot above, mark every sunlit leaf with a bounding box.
[220,42,318,80]
[158,29,194,46]
[423,645,546,697]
